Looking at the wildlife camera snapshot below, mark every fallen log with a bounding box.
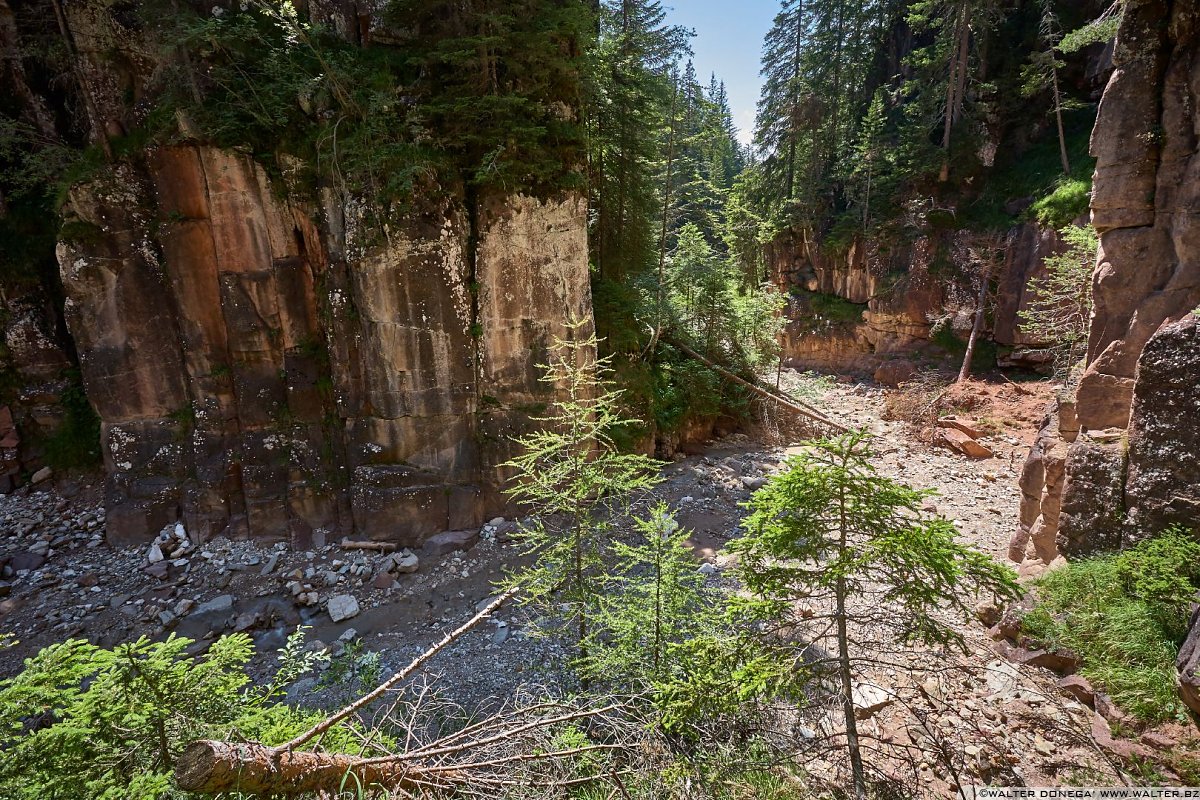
[175,591,516,795]
[340,539,398,552]
[665,338,849,434]
[174,741,457,795]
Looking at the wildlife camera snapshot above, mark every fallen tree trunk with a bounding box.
[174,741,458,796]
[666,338,848,434]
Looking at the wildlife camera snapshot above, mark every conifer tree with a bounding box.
[1018,223,1098,379]
[586,0,689,283]
[580,504,710,687]
[501,323,662,661]
[731,433,1021,800]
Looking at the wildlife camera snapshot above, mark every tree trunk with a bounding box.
[836,478,867,800]
[785,1,804,200]
[656,77,679,338]
[958,243,996,382]
[666,337,847,433]
[1051,64,1070,175]
[939,3,970,182]
[174,741,460,796]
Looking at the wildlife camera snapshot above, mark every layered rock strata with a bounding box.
[772,222,1072,373]
[1012,0,1200,570]
[57,149,589,547]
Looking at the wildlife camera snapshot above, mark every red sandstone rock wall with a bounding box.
[56,149,591,547]
[1013,0,1200,571]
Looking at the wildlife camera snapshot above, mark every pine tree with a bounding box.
[731,432,1021,800]
[580,503,710,686]
[501,322,663,662]
[1022,0,1072,175]
[1018,223,1098,379]
[754,0,811,209]
[586,0,689,283]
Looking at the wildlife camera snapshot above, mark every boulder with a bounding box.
[933,426,993,459]
[1057,675,1095,707]
[1007,646,1079,675]
[936,416,984,439]
[422,529,480,558]
[327,594,360,623]
[7,551,45,572]
[851,682,893,719]
[873,360,917,387]
[1177,604,1200,717]
[1056,439,1126,557]
[1123,314,1200,542]
[192,594,234,615]
[388,550,420,574]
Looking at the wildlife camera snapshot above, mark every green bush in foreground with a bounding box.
[1022,529,1200,723]
[0,629,356,800]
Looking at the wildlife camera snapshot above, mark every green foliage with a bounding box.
[153,0,586,206]
[727,431,1021,795]
[318,639,383,701]
[1018,223,1097,377]
[1030,176,1091,228]
[586,0,690,282]
[1059,7,1122,54]
[41,372,102,471]
[803,291,866,327]
[733,431,1021,651]
[1022,529,1200,722]
[581,504,711,688]
[502,323,663,655]
[0,628,348,800]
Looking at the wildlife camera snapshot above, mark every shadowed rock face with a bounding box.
[1013,0,1200,567]
[0,0,596,547]
[57,148,590,547]
[1124,313,1200,540]
[770,222,1073,373]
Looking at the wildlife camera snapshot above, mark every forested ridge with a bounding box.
[2,0,1200,797]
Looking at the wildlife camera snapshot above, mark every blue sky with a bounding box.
[664,0,781,145]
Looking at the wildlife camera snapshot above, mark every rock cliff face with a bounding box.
[770,222,1067,374]
[55,149,590,547]
[1,0,593,547]
[1012,0,1200,571]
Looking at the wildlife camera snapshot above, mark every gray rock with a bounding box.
[389,551,420,574]
[31,467,52,484]
[422,530,479,558]
[7,551,45,572]
[192,594,234,615]
[327,594,360,623]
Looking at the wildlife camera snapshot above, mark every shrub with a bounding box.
[1022,530,1200,722]
[41,372,102,471]
[0,629,352,799]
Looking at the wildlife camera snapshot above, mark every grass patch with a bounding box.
[1021,530,1200,723]
[793,290,866,331]
[1030,176,1091,228]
